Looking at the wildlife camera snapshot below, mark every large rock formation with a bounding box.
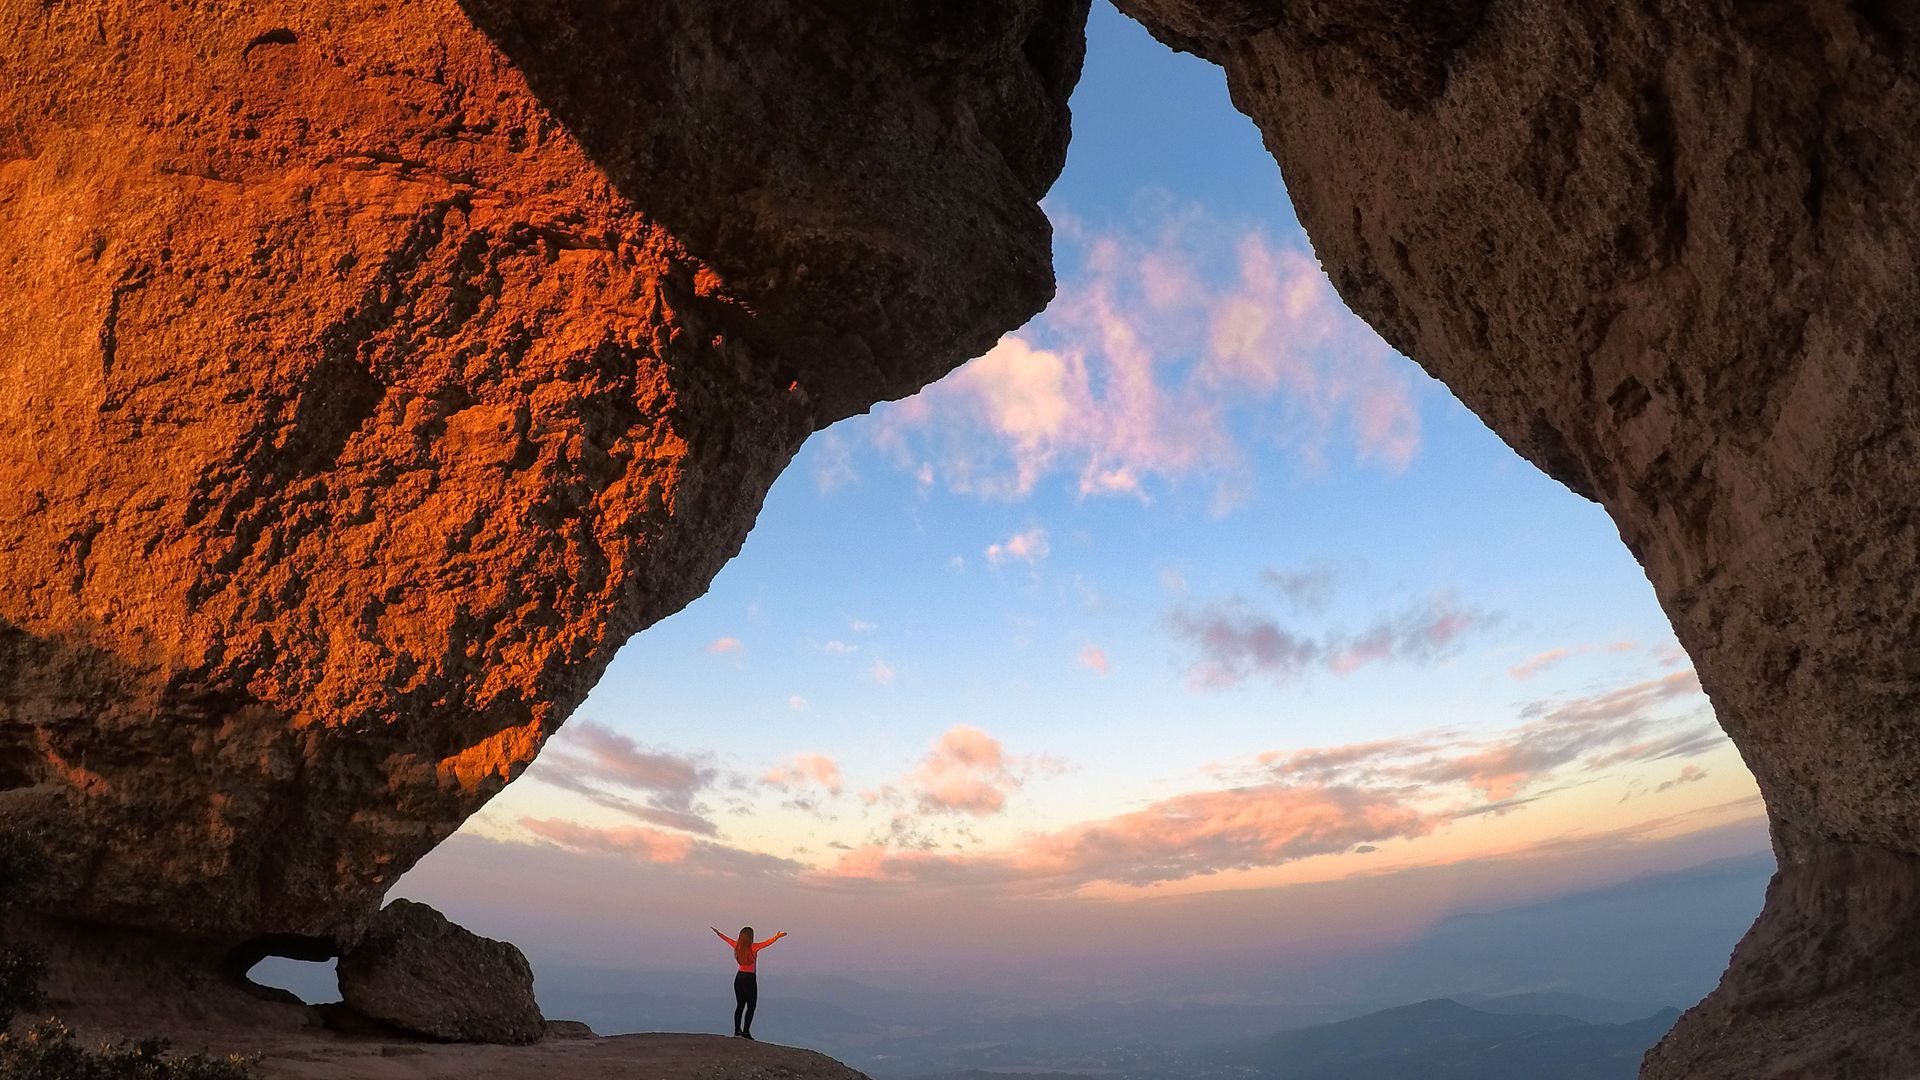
[7,0,1920,1072]
[0,0,1086,961]
[1105,0,1920,1075]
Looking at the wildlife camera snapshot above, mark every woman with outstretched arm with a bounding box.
[712,925,787,1039]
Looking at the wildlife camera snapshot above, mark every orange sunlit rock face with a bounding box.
[0,0,1087,950]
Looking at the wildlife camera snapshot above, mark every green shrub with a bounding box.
[0,1022,257,1080]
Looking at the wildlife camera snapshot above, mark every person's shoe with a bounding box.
[742,1033,755,1041]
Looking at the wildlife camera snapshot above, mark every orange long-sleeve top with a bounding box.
[716,930,785,973]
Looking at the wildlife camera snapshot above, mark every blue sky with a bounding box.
[397,3,1763,979]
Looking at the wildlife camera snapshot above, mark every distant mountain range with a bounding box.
[1246,998,1681,1080]
[1344,852,1772,1007]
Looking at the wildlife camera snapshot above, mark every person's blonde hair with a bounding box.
[735,926,755,966]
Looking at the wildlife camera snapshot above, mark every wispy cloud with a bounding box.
[705,637,743,655]
[1261,561,1340,612]
[1508,641,1637,680]
[811,431,860,493]
[521,817,805,878]
[1170,593,1492,689]
[764,753,844,797]
[501,669,1728,898]
[816,671,1722,892]
[1658,764,1710,792]
[1267,670,1719,802]
[528,720,721,834]
[985,527,1051,567]
[820,782,1437,891]
[1079,645,1111,673]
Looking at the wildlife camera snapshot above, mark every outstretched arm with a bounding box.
[753,931,789,952]
[712,927,737,947]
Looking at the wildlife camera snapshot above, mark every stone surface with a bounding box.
[240,1031,872,1080]
[335,900,541,1045]
[0,0,1086,957]
[1107,0,1920,1075]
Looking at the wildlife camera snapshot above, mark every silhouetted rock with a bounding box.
[337,900,542,1045]
[1107,1,1920,1074]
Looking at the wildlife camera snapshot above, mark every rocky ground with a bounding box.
[242,1030,871,1080]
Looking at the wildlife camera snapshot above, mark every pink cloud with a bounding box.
[1508,648,1573,681]
[521,817,696,864]
[511,672,1724,894]
[705,637,743,654]
[1509,641,1639,680]
[1260,738,1441,780]
[818,781,1437,891]
[909,726,1022,817]
[1251,670,1721,805]
[1079,645,1110,673]
[1407,671,1715,800]
[764,753,844,797]
[873,207,1421,506]
[519,818,805,878]
[985,527,1051,566]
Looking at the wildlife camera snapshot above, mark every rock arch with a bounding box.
[3,0,1916,1073]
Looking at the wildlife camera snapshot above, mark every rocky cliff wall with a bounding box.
[1107,1,1920,1075]
[0,0,1086,954]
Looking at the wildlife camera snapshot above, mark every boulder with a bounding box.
[336,899,543,1045]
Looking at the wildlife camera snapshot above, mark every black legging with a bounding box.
[733,971,758,1035]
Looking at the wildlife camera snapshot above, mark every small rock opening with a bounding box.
[245,956,341,1005]
[228,933,341,1004]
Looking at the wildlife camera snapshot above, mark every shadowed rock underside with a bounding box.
[1108,0,1920,1075]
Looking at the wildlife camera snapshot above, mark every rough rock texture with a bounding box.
[1107,0,1920,1075]
[335,899,541,1045]
[0,0,1086,964]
